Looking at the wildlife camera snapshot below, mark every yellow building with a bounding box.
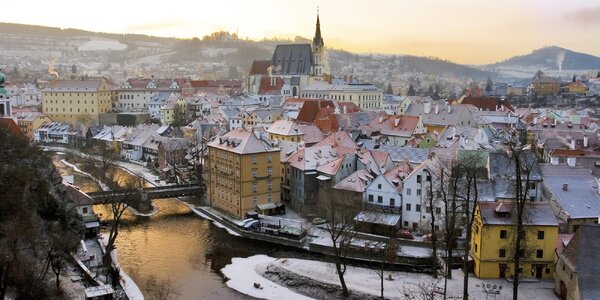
[567,81,589,95]
[42,79,112,125]
[14,111,52,139]
[207,128,282,219]
[532,77,561,96]
[266,120,303,142]
[300,82,383,110]
[161,98,187,125]
[471,202,558,280]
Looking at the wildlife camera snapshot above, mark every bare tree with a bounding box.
[143,275,181,300]
[506,139,536,300]
[403,279,443,300]
[47,223,79,293]
[373,238,399,299]
[423,168,439,279]
[319,186,360,297]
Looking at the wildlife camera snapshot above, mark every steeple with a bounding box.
[313,8,324,48]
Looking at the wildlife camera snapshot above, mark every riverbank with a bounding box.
[223,255,558,300]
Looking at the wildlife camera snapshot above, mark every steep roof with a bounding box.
[208,128,279,155]
[0,117,23,137]
[561,224,600,299]
[64,183,94,206]
[258,77,284,95]
[314,131,357,148]
[45,79,104,92]
[334,169,374,192]
[460,96,514,112]
[271,44,313,75]
[478,201,558,226]
[365,115,420,137]
[296,99,336,123]
[248,60,272,75]
[267,120,301,136]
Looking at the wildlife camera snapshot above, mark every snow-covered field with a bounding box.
[223,255,558,300]
[222,255,312,300]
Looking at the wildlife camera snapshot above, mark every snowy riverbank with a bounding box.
[222,255,558,300]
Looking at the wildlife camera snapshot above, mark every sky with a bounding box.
[3,0,600,64]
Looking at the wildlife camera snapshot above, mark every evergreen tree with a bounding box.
[407,84,416,96]
[485,77,493,92]
[572,74,577,83]
[385,82,393,95]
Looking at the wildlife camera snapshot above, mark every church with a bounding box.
[245,12,328,97]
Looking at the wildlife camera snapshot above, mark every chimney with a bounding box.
[570,138,576,150]
[434,103,439,114]
[584,135,589,148]
[379,116,384,123]
[394,117,400,127]
[447,105,452,114]
[533,117,538,125]
[343,105,347,114]
[424,102,431,114]
[563,183,568,191]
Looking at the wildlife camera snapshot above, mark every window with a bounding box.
[267,180,272,190]
[474,244,478,253]
[536,250,544,258]
[378,184,382,189]
[416,175,422,183]
[267,167,272,176]
[426,206,431,213]
[268,155,272,163]
[436,207,441,215]
[416,204,421,212]
[252,196,257,205]
[537,231,545,240]
[406,203,411,211]
[252,156,257,164]
[377,196,383,203]
[417,189,421,196]
[368,195,374,202]
[252,182,257,193]
[82,207,88,214]
[426,175,431,182]
[406,188,411,195]
[500,230,507,239]
[403,221,408,227]
[528,182,536,190]
[252,169,257,178]
[390,198,395,206]
[267,194,272,203]
[499,249,506,258]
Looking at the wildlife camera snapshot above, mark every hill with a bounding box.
[487,46,600,71]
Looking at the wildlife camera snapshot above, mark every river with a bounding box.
[51,152,308,299]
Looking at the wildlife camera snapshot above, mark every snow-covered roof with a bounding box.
[354,211,401,226]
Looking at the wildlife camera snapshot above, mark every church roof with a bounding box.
[271,44,313,76]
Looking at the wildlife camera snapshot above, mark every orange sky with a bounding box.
[3,0,600,64]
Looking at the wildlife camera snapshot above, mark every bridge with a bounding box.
[87,184,204,203]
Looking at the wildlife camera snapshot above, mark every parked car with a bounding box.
[243,220,259,230]
[396,229,414,240]
[238,218,255,227]
[312,217,328,225]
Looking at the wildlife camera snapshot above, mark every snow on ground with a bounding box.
[271,257,557,300]
[221,255,313,300]
[60,159,109,191]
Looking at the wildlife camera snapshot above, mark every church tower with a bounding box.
[312,9,325,79]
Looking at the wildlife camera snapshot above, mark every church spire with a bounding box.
[313,7,324,48]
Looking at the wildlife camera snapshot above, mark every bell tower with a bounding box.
[312,8,325,79]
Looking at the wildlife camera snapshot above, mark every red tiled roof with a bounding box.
[314,117,339,134]
[190,80,242,88]
[337,102,360,114]
[0,117,24,137]
[258,77,284,95]
[249,60,271,75]
[296,99,336,123]
[550,149,588,157]
[461,96,514,112]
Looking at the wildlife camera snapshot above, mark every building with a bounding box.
[268,11,327,96]
[0,70,13,117]
[42,79,112,125]
[554,224,600,300]
[300,82,382,110]
[471,201,558,279]
[532,77,561,96]
[540,165,600,233]
[14,111,52,139]
[207,128,282,218]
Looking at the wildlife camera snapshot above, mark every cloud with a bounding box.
[564,6,600,27]
[127,20,186,32]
